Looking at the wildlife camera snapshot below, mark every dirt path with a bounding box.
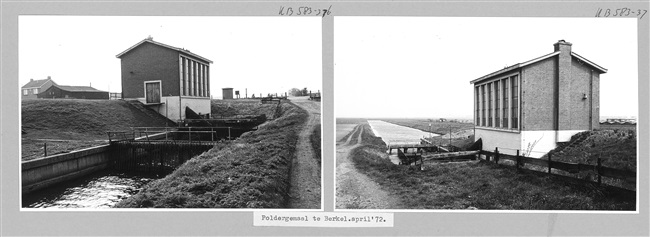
[287,97,321,209]
[336,124,401,209]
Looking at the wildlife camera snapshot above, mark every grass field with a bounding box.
[21,99,170,160]
[349,124,635,210]
[116,102,308,208]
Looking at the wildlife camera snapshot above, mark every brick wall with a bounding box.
[521,57,557,131]
[120,43,181,99]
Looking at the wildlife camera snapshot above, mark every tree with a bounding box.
[301,87,308,96]
[288,88,302,96]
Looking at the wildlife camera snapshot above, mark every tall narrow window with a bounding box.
[495,80,500,128]
[196,62,203,96]
[511,75,519,129]
[475,86,480,126]
[184,58,189,96]
[502,78,509,128]
[481,84,486,126]
[206,65,210,97]
[202,64,206,97]
[180,57,185,96]
[487,83,492,127]
[193,61,198,96]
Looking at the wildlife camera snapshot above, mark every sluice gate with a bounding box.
[109,140,216,175]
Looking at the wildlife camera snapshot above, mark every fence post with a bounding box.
[597,155,602,185]
[548,152,552,174]
[44,143,47,157]
[495,147,499,164]
[228,127,231,139]
[516,150,520,171]
[420,155,424,171]
[211,128,214,142]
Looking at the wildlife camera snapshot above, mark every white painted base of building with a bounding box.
[134,96,211,121]
[475,128,585,158]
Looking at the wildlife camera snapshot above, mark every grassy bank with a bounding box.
[116,102,308,208]
[21,99,170,160]
[350,124,634,210]
[310,125,321,165]
[545,129,637,171]
[211,99,278,119]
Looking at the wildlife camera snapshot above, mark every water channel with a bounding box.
[22,170,159,208]
[367,120,441,165]
[367,120,440,145]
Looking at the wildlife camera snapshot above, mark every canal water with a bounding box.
[22,170,159,209]
[367,120,439,145]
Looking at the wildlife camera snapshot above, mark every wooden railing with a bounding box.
[480,148,636,185]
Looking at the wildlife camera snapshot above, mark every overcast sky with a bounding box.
[19,16,322,99]
[334,17,638,119]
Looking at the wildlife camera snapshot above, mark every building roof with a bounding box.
[116,38,213,64]
[22,78,56,89]
[470,50,607,85]
[50,84,108,93]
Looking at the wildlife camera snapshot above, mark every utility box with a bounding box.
[223,88,234,100]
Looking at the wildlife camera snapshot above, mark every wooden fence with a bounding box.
[480,148,636,185]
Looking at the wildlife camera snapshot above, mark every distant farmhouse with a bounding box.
[22,76,108,100]
[470,40,606,158]
[116,37,213,121]
[38,84,109,100]
[21,76,56,99]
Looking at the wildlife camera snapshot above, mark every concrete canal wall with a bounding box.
[21,133,168,194]
[22,145,111,194]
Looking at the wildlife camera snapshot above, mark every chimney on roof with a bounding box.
[47,76,51,79]
[30,78,33,82]
[553,40,572,53]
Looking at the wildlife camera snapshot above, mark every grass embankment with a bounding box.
[211,99,278,118]
[310,125,321,165]
[21,99,170,161]
[116,102,308,208]
[545,130,636,171]
[350,124,634,210]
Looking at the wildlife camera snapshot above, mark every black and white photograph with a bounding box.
[335,17,638,210]
[19,16,322,209]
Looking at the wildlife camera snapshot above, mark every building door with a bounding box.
[145,81,161,104]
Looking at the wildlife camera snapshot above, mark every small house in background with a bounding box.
[116,37,213,121]
[38,84,109,100]
[21,76,56,100]
[222,88,233,99]
[470,40,606,158]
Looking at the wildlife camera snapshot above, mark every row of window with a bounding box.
[22,88,38,96]
[475,75,519,129]
[180,56,210,97]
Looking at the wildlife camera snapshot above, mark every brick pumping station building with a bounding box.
[470,40,607,158]
[117,37,213,121]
